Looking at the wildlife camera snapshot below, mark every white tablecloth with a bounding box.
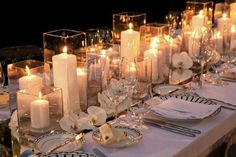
[83,82,236,157]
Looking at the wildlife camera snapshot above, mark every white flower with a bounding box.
[87,106,107,126]
[172,52,193,69]
[171,69,193,84]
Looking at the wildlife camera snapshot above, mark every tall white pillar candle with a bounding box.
[77,68,87,106]
[217,13,231,34]
[121,23,140,60]
[214,32,223,53]
[19,66,42,94]
[230,3,236,24]
[144,37,159,83]
[230,25,236,51]
[30,92,50,129]
[52,46,80,115]
[191,10,205,31]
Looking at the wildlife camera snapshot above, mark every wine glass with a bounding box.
[189,28,213,88]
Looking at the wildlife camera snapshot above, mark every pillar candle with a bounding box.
[19,66,42,94]
[230,25,236,51]
[144,37,159,83]
[77,68,87,106]
[217,13,231,34]
[214,32,223,53]
[30,92,50,129]
[52,46,80,115]
[230,3,236,24]
[128,62,137,80]
[121,23,140,60]
[191,10,205,31]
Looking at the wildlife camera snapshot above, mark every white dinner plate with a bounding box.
[92,125,142,148]
[152,94,221,122]
[35,132,83,153]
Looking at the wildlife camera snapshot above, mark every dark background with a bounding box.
[0,0,223,48]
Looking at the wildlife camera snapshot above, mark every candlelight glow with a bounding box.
[38,92,42,99]
[129,62,136,72]
[128,23,133,29]
[151,37,159,49]
[25,66,31,76]
[77,68,86,75]
[63,46,68,53]
[231,25,236,32]
[216,32,222,38]
[222,13,227,18]
[199,10,204,16]
[100,49,106,58]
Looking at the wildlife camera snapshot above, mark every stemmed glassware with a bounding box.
[189,27,213,88]
[0,63,8,123]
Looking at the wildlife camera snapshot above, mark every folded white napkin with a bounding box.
[151,97,221,120]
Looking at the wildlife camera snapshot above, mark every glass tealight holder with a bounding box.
[16,86,63,146]
[186,1,213,30]
[7,59,50,112]
[112,12,146,44]
[43,29,87,66]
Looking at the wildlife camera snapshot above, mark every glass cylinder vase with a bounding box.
[16,86,63,146]
[112,12,146,44]
[7,60,50,112]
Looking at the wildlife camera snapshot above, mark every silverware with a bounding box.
[93,148,108,157]
[47,133,84,153]
[207,98,236,111]
[143,118,199,137]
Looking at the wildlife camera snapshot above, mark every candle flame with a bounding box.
[63,46,67,54]
[216,31,222,38]
[222,13,227,18]
[231,25,236,32]
[38,92,42,99]
[199,10,204,16]
[77,68,86,75]
[151,37,159,49]
[128,23,133,30]
[25,66,31,76]
[100,49,106,58]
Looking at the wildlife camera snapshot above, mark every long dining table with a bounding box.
[82,82,236,157]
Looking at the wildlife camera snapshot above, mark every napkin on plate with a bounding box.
[151,97,221,120]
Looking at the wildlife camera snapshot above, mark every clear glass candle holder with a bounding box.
[16,86,63,146]
[43,29,87,67]
[7,59,50,112]
[112,12,146,44]
[214,2,230,26]
[186,1,213,30]
[230,2,236,25]
[139,23,171,84]
[86,27,113,46]
[86,51,102,109]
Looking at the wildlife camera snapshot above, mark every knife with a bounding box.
[144,118,201,134]
[93,148,108,157]
[143,118,197,137]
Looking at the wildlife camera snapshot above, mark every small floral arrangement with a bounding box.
[171,52,193,84]
[172,51,193,69]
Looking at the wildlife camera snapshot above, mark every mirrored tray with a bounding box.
[151,94,221,122]
[92,125,142,148]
